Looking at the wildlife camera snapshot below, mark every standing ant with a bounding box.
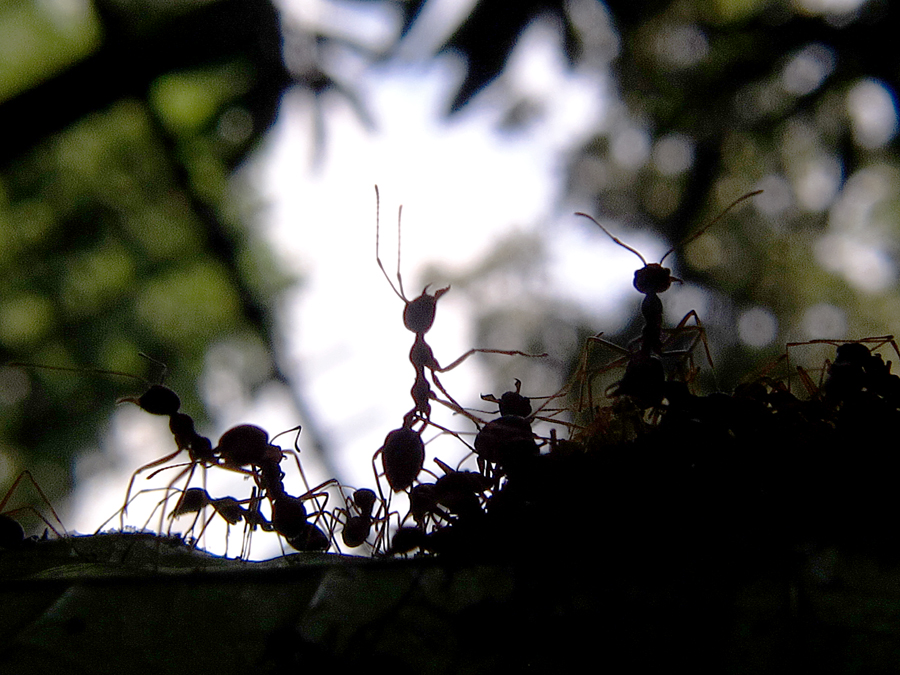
[375,186,547,429]
[575,190,761,408]
[2,356,208,531]
[373,187,546,505]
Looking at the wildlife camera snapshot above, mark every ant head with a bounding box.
[633,263,680,296]
[126,384,181,416]
[578,190,762,296]
[482,379,532,417]
[403,285,450,334]
[375,186,451,333]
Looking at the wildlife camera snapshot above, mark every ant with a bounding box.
[2,355,205,530]
[333,487,396,552]
[0,470,67,549]
[373,187,546,502]
[375,185,547,430]
[575,190,761,409]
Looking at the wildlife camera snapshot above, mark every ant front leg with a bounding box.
[121,448,187,529]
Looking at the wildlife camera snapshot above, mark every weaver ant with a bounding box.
[1,356,205,532]
[575,190,761,409]
[375,186,547,429]
[333,487,395,552]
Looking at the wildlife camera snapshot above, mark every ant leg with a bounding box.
[143,461,208,537]
[121,448,184,529]
[660,310,716,390]
[576,334,631,411]
[0,470,67,537]
[434,348,548,374]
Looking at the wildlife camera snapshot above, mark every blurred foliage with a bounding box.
[0,0,334,512]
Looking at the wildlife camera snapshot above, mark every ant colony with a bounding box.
[6,187,900,561]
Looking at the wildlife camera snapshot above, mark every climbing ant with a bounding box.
[575,190,761,408]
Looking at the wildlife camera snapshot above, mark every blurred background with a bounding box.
[1,0,898,558]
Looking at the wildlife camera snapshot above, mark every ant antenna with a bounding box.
[138,352,168,384]
[5,362,148,383]
[574,213,648,266]
[375,185,407,302]
[659,189,762,265]
[576,189,762,267]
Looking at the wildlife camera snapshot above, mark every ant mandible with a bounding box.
[575,190,761,407]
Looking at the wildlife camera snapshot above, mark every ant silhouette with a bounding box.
[2,356,205,530]
[375,185,547,429]
[575,190,761,408]
[373,187,547,504]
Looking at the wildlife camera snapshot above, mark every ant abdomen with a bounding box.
[0,514,26,549]
[171,487,209,516]
[216,424,277,468]
[473,416,538,467]
[613,354,666,407]
[341,515,371,548]
[286,523,329,552]
[387,526,428,555]
[381,427,425,492]
[271,495,308,540]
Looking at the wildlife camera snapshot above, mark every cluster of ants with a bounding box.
[5,187,900,560]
